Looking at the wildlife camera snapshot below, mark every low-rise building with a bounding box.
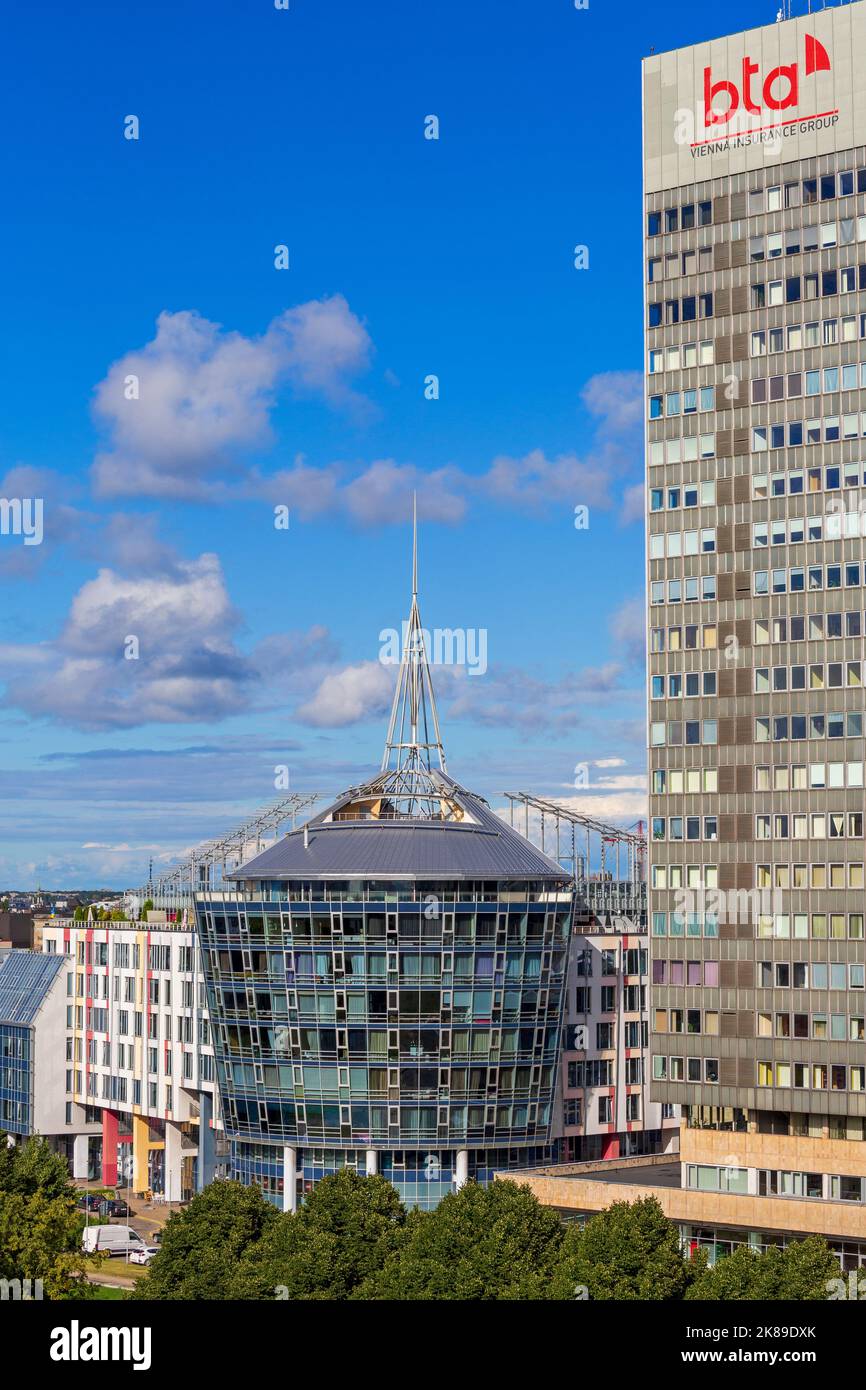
[0,911,36,952]
[42,919,227,1197]
[560,911,679,1161]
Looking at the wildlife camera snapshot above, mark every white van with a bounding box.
[82,1224,148,1257]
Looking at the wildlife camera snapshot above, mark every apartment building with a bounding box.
[42,918,227,1197]
[516,3,866,1271]
[559,903,679,1160]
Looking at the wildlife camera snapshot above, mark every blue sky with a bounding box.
[0,0,771,888]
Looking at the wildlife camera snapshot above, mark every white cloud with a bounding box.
[267,297,373,407]
[295,660,393,727]
[60,554,237,656]
[91,297,373,499]
[0,552,328,731]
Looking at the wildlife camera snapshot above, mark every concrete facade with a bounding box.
[643,0,866,1234]
[507,2,866,1271]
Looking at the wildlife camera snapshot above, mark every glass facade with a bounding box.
[0,1025,33,1135]
[196,879,573,1207]
[193,517,575,1206]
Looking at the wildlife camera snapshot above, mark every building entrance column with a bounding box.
[72,1132,90,1181]
[455,1149,469,1189]
[282,1145,297,1213]
[101,1110,119,1187]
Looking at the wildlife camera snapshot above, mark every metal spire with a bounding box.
[381,493,447,776]
[412,490,418,600]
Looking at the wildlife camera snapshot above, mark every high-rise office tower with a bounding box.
[516,1,866,1266]
[645,1,866,1239]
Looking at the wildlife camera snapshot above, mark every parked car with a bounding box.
[104,1198,133,1218]
[128,1245,159,1266]
[76,1193,103,1212]
[82,1224,149,1257]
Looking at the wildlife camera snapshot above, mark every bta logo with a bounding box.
[704,33,830,127]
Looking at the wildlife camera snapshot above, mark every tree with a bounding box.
[686,1236,838,1301]
[551,1196,700,1301]
[232,1170,407,1299]
[0,1135,91,1299]
[0,1133,75,1201]
[140,899,154,921]
[0,1189,92,1299]
[132,1180,279,1300]
[355,1179,564,1300]
[72,906,87,921]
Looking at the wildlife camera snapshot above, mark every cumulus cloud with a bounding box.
[295,660,393,728]
[0,551,332,731]
[84,512,188,577]
[60,554,238,656]
[333,369,644,524]
[1,555,246,728]
[91,297,373,499]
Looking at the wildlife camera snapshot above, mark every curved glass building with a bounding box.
[195,519,574,1208]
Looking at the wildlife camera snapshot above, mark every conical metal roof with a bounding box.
[231,769,569,882]
[229,503,571,885]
